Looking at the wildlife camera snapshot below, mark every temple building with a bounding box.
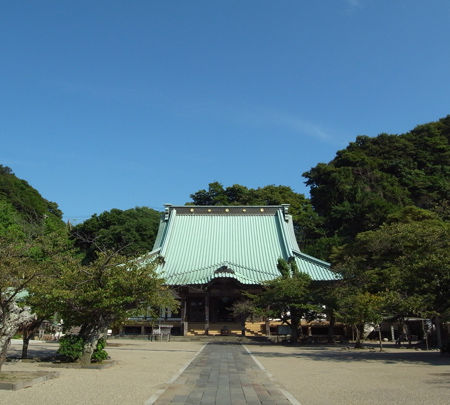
[121,204,336,337]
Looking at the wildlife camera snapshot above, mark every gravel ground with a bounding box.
[0,339,204,405]
[246,343,450,405]
[2,340,449,405]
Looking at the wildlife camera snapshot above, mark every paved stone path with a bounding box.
[152,342,293,404]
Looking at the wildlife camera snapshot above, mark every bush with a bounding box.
[91,338,108,362]
[57,335,108,363]
[57,335,84,362]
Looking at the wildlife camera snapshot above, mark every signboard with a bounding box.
[278,325,291,335]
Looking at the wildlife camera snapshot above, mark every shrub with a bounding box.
[91,338,108,362]
[57,335,109,363]
[57,335,84,362]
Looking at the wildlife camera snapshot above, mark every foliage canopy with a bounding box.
[332,207,450,321]
[303,115,450,250]
[248,258,316,342]
[71,206,161,263]
[0,165,64,233]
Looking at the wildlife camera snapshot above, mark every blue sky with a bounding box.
[1,1,449,222]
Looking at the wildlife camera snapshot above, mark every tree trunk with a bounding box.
[79,336,98,366]
[240,316,246,336]
[290,313,302,343]
[265,318,271,338]
[21,318,42,359]
[290,324,299,343]
[327,311,336,344]
[378,325,383,352]
[433,317,442,351]
[22,334,31,359]
[0,301,35,371]
[79,321,108,366]
[0,335,11,372]
[354,324,364,349]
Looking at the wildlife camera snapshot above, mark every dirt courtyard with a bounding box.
[1,339,449,404]
[246,342,450,405]
[1,339,204,405]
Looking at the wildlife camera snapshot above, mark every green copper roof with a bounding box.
[152,205,336,285]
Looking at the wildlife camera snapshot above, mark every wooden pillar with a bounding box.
[205,292,210,335]
[265,305,271,337]
[265,318,271,337]
[182,299,187,321]
[327,312,336,343]
[182,299,188,336]
[422,320,429,350]
[434,317,442,349]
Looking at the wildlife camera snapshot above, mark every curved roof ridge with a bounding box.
[224,260,279,275]
[276,209,293,258]
[162,263,219,277]
[165,268,262,285]
[162,260,278,278]
[146,247,161,256]
[160,208,177,256]
[292,249,331,267]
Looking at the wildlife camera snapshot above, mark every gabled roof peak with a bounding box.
[153,203,336,283]
[165,205,289,216]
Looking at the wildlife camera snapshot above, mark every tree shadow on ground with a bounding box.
[6,344,57,360]
[7,343,202,360]
[245,345,450,366]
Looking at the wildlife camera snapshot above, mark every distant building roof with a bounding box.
[152,205,336,285]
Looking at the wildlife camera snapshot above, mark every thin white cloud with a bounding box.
[235,108,337,144]
[345,0,362,7]
[171,98,339,144]
[267,112,333,142]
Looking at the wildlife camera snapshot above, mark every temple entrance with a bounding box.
[185,278,243,324]
[207,278,242,323]
[188,297,205,322]
[210,296,235,322]
[180,280,263,336]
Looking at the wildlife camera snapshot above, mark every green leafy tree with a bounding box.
[0,165,69,363]
[0,200,25,239]
[303,116,450,258]
[310,282,340,343]
[332,207,450,348]
[249,259,316,343]
[336,289,385,348]
[40,250,177,365]
[231,300,256,336]
[71,206,161,263]
[0,164,64,227]
[0,229,68,370]
[0,237,35,370]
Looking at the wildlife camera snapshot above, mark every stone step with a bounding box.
[187,327,265,337]
[169,335,270,342]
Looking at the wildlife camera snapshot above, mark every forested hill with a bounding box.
[2,115,448,260]
[303,115,450,243]
[0,165,64,234]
